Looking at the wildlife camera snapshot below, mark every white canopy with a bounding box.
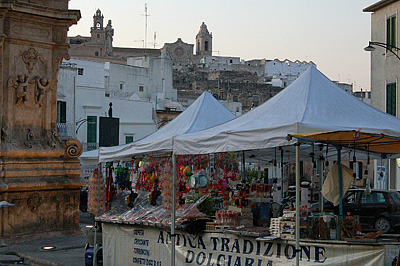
[98,91,236,162]
[174,66,400,155]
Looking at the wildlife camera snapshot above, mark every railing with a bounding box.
[82,142,99,152]
[56,123,75,138]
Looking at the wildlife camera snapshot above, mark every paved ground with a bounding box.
[0,212,96,266]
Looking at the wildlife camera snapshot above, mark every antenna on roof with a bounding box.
[142,3,150,55]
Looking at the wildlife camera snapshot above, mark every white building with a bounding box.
[262,59,315,87]
[201,56,241,71]
[197,56,315,88]
[57,56,177,151]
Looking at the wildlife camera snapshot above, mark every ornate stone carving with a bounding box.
[1,127,8,141]
[36,78,51,107]
[9,75,53,107]
[9,75,28,105]
[24,129,33,148]
[64,138,83,158]
[27,193,42,212]
[48,129,59,149]
[52,50,70,77]
[22,48,39,73]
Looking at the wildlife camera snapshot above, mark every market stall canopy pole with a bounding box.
[295,144,300,266]
[171,153,177,266]
[337,147,343,216]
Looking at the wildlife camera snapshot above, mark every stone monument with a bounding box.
[0,0,82,241]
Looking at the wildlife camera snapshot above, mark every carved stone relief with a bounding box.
[27,193,42,213]
[63,138,83,158]
[22,48,38,74]
[15,48,47,77]
[8,75,53,107]
[48,129,59,149]
[23,128,33,149]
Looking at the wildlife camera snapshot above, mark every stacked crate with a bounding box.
[269,217,281,237]
[280,220,296,239]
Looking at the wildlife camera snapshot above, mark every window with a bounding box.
[139,85,144,92]
[126,136,134,144]
[87,116,97,150]
[361,192,386,204]
[390,192,400,204]
[57,101,66,123]
[387,15,396,50]
[386,82,396,116]
[97,34,100,38]
[205,41,209,51]
[95,51,99,56]
[120,83,124,90]
[78,68,84,75]
[343,191,358,204]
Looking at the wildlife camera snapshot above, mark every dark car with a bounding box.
[324,189,400,233]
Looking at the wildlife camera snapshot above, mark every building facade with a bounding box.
[57,56,178,150]
[364,0,400,190]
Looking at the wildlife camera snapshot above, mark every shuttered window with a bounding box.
[87,116,97,144]
[387,15,396,50]
[57,101,66,123]
[386,82,396,116]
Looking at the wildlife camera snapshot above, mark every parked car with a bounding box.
[324,189,400,233]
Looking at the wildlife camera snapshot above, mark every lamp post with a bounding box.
[364,41,400,61]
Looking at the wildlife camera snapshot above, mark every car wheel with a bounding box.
[375,217,391,233]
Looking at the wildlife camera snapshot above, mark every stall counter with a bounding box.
[101,222,400,266]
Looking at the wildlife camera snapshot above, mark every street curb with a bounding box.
[14,252,61,266]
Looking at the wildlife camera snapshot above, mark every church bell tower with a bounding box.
[196,22,212,58]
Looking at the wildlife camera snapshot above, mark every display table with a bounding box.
[101,221,400,266]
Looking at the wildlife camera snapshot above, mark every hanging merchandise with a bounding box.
[87,168,106,215]
[114,166,131,190]
[190,171,209,188]
[105,164,117,210]
[160,156,175,210]
[126,189,138,208]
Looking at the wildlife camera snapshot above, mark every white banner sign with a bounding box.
[102,223,396,266]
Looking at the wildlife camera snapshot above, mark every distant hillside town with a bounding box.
[60,9,362,151]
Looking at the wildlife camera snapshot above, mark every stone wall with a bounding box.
[0,0,82,241]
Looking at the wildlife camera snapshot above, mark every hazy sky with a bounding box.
[68,0,377,92]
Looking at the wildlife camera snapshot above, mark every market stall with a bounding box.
[99,91,236,162]
[97,67,400,266]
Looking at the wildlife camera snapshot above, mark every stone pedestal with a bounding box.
[0,1,82,241]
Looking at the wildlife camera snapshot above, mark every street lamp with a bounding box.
[364,41,400,61]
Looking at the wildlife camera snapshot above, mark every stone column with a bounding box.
[0,0,82,241]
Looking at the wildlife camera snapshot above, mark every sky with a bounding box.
[68,0,377,92]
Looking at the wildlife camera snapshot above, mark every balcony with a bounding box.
[57,123,75,138]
